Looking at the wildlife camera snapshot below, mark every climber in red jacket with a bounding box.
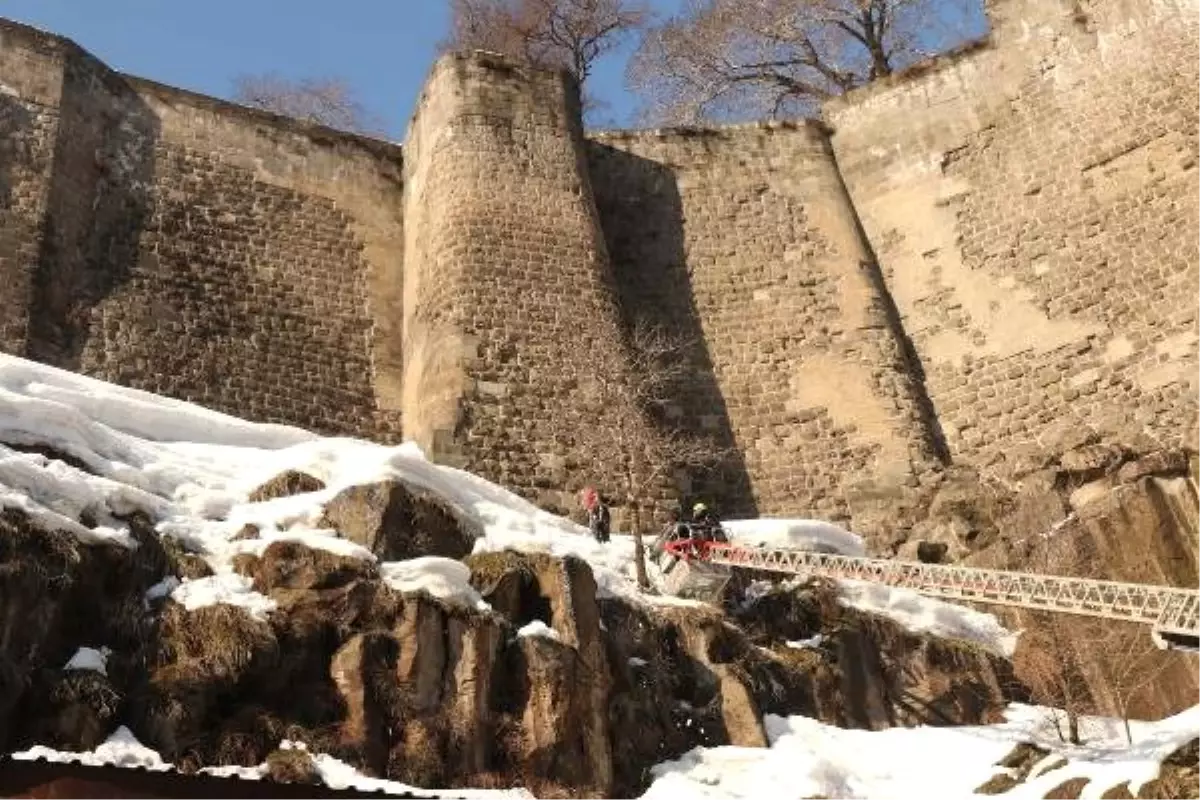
[580,486,611,544]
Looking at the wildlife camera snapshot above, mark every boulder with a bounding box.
[1116,449,1189,484]
[250,540,376,593]
[1059,443,1127,477]
[16,668,123,751]
[264,747,322,785]
[248,471,326,502]
[0,508,168,749]
[320,480,478,561]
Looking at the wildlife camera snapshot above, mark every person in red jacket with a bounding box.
[580,486,611,544]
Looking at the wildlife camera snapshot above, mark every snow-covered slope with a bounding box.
[0,354,1011,652]
[2,355,1194,797]
[644,704,1200,800]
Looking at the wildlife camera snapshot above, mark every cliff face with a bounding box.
[881,437,1200,721]
[0,489,1018,799]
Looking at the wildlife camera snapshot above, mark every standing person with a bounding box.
[691,502,725,543]
[581,486,611,544]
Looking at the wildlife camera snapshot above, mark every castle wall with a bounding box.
[825,0,1199,473]
[401,53,669,517]
[0,18,406,439]
[587,125,944,523]
[0,22,62,357]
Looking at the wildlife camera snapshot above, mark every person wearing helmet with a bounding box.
[691,501,724,543]
[581,486,611,544]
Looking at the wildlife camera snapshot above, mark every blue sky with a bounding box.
[0,1,983,138]
[0,0,673,138]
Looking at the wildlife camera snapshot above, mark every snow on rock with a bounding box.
[168,573,277,621]
[10,731,527,797]
[785,635,823,650]
[11,726,171,771]
[63,646,111,675]
[0,354,692,612]
[309,753,535,800]
[723,518,865,556]
[198,763,270,779]
[516,620,562,642]
[379,557,490,612]
[641,703,1200,800]
[145,575,180,602]
[837,579,1019,657]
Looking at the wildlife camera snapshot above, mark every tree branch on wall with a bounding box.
[441,0,651,121]
[626,0,985,125]
[570,320,731,589]
[231,74,388,137]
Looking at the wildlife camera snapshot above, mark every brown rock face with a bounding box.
[2,504,1028,799]
[729,578,1018,730]
[0,509,168,750]
[320,480,478,561]
[248,471,327,503]
[985,474,1199,720]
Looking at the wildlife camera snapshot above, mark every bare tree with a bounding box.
[231,74,387,136]
[1009,530,1185,747]
[627,0,983,124]
[1008,532,1100,745]
[1081,622,1178,745]
[1012,609,1092,745]
[573,321,730,589]
[443,0,650,116]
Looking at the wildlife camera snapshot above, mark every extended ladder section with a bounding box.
[698,543,1200,653]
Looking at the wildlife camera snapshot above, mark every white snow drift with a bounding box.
[644,703,1200,800]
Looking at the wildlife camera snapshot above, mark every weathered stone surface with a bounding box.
[826,0,1197,479]
[248,471,326,503]
[320,480,477,561]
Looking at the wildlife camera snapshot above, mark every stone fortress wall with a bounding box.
[0,0,1195,531]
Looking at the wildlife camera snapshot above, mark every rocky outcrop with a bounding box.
[871,441,1199,721]
[0,509,169,750]
[0,501,1025,798]
[728,578,1018,729]
[975,738,1199,799]
[319,479,479,561]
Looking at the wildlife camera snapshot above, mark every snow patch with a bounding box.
[785,635,823,650]
[12,726,171,771]
[380,557,490,612]
[724,518,865,556]
[64,646,111,675]
[641,703,1200,800]
[310,749,535,798]
[145,575,180,602]
[517,620,562,642]
[198,763,270,779]
[837,579,1019,657]
[169,573,277,621]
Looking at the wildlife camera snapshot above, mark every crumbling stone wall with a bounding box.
[0,17,405,439]
[0,22,62,357]
[401,53,670,518]
[825,0,1199,476]
[587,124,944,522]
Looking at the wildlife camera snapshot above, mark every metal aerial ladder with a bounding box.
[663,540,1200,652]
